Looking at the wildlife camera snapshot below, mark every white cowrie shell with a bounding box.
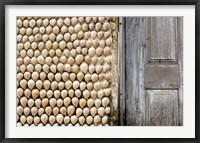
[105,107,111,114]
[64,116,70,125]
[28,99,34,108]
[104,88,111,97]
[86,116,93,125]
[49,98,57,108]
[87,82,93,91]
[65,80,72,90]
[68,89,74,98]
[27,116,33,125]
[94,115,101,125]
[50,18,56,26]
[67,105,75,116]
[17,88,23,98]
[85,17,91,23]
[61,89,68,98]
[87,98,94,108]
[83,90,90,99]
[34,116,40,125]
[60,106,67,116]
[20,97,28,107]
[83,107,90,117]
[64,17,70,26]
[32,89,39,99]
[57,18,63,27]
[20,115,27,125]
[24,89,31,98]
[64,97,71,107]
[90,90,97,99]
[72,97,79,107]
[53,107,59,116]
[98,17,105,23]
[35,98,42,108]
[78,116,85,125]
[76,108,83,117]
[80,63,88,74]
[102,97,110,107]
[84,74,91,82]
[17,19,23,27]
[20,79,27,89]
[95,22,102,31]
[77,72,84,82]
[98,107,105,117]
[90,107,97,117]
[79,98,86,109]
[71,115,78,125]
[42,98,49,108]
[17,106,24,116]
[95,99,102,108]
[49,115,56,125]
[61,25,67,34]
[31,106,38,116]
[41,114,48,124]
[75,89,81,98]
[38,109,46,118]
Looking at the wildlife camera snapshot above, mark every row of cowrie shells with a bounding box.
[17,45,112,59]
[17,114,109,126]
[17,74,111,89]
[17,17,111,30]
[17,97,110,109]
[17,96,110,108]
[17,17,115,126]
[17,105,110,119]
[17,106,110,119]
[17,122,109,126]
[17,39,112,52]
[17,32,112,44]
[17,25,112,37]
[17,79,110,91]
[17,86,111,99]
[17,17,115,23]
[17,101,110,125]
[17,60,111,73]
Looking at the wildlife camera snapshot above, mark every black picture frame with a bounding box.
[0,0,199,143]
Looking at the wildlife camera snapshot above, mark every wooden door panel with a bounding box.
[144,17,182,126]
[149,17,176,60]
[144,65,180,89]
[144,17,179,65]
[146,90,179,126]
[122,17,183,126]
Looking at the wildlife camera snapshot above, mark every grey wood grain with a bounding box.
[144,65,180,89]
[146,90,179,126]
[144,17,179,65]
[125,17,146,126]
[177,17,183,126]
[122,17,183,126]
[149,17,176,61]
[119,17,126,126]
[144,17,182,126]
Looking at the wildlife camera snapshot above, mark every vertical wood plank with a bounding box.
[125,17,146,126]
[177,17,183,126]
[119,17,126,126]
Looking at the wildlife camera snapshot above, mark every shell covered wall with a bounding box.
[16,17,118,126]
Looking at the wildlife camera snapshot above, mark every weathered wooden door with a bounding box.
[120,17,183,126]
